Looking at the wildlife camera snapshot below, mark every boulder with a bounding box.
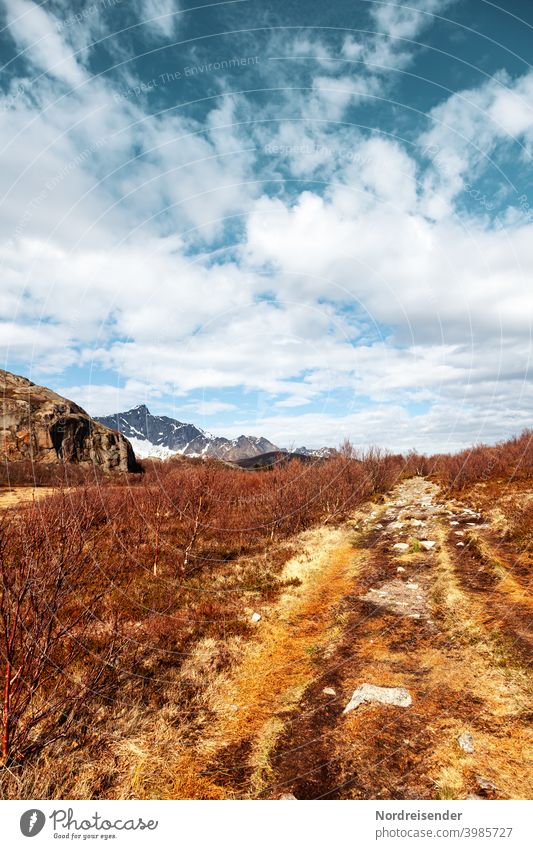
[0,369,141,473]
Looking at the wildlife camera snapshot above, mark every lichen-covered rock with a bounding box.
[1,369,141,473]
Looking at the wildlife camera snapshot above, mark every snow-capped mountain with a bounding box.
[294,446,337,459]
[95,405,280,461]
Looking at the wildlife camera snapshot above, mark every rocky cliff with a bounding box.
[1,370,141,473]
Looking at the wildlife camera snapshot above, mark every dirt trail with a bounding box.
[179,477,532,800]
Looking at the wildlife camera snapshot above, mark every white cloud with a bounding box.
[357,137,418,209]
[245,180,533,344]
[275,395,313,408]
[311,73,382,120]
[0,2,532,452]
[55,380,164,416]
[184,400,237,416]
[0,320,78,373]
[246,0,457,146]
[219,391,533,453]
[342,37,364,61]
[371,0,451,42]
[341,0,456,77]
[4,0,87,86]
[135,0,181,39]
[419,69,533,218]
[489,72,533,138]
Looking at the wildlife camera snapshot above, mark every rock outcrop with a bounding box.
[1,370,141,473]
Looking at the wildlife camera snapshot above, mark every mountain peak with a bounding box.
[95,407,280,461]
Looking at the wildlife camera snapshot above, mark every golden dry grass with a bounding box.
[170,527,364,798]
[0,485,58,509]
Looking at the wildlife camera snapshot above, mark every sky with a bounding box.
[0,0,532,452]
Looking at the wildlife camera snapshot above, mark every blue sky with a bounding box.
[1,0,532,451]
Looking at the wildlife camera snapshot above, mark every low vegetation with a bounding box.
[505,502,533,553]
[0,445,404,795]
[426,428,533,492]
[0,429,531,798]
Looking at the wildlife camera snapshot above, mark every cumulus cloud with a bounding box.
[419,69,533,218]
[0,0,531,451]
[55,379,165,416]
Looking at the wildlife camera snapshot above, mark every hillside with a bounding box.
[234,450,317,469]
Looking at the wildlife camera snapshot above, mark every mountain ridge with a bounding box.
[95,405,280,461]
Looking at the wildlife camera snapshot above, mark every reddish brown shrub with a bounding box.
[428,429,533,491]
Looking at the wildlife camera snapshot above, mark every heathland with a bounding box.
[0,431,531,799]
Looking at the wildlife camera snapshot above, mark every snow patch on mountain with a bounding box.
[126,437,180,460]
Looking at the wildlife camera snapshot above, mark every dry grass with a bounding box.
[187,530,362,798]
[0,486,58,509]
[1,434,532,800]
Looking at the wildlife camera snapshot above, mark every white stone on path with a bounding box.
[393,543,409,553]
[458,732,474,753]
[251,612,261,622]
[396,566,405,572]
[322,687,336,696]
[420,540,436,551]
[343,683,412,714]
[279,793,297,800]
